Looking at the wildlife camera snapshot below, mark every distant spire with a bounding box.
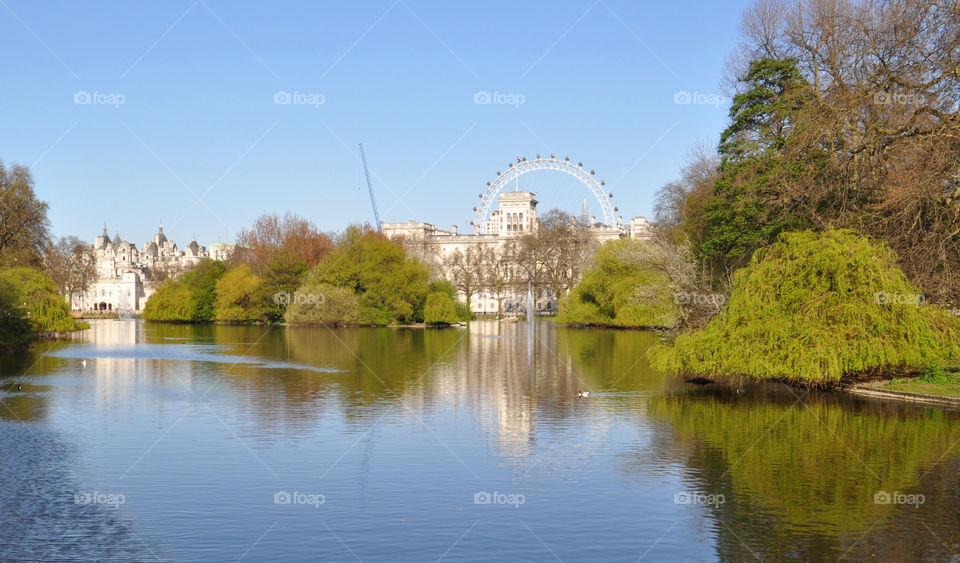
[581,199,590,225]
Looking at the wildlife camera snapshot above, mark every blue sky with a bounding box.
[1,0,750,245]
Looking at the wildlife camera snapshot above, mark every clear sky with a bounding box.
[1,0,751,246]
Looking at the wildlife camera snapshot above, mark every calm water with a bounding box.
[1,320,959,561]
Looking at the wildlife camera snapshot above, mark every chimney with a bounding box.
[451,225,458,235]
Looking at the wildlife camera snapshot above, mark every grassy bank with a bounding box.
[881,365,960,399]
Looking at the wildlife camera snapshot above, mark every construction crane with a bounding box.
[359,143,382,233]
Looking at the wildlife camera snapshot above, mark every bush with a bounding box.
[558,239,679,327]
[284,284,360,326]
[649,229,960,384]
[424,291,458,324]
[0,267,87,333]
[143,260,226,322]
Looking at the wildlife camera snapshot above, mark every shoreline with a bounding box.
[845,381,960,409]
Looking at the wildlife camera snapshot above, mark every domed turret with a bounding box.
[154,223,168,245]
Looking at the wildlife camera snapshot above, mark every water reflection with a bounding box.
[1,319,959,560]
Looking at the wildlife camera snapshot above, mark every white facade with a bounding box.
[383,192,654,315]
[73,225,234,313]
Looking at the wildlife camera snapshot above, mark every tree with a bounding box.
[441,243,488,310]
[424,291,458,324]
[0,161,49,267]
[559,238,681,328]
[309,226,430,324]
[515,209,593,308]
[44,236,97,307]
[235,211,334,268]
[214,264,273,323]
[719,0,960,302]
[482,244,514,317]
[143,260,227,322]
[0,268,87,333]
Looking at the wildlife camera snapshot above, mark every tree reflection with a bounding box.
[648,388,960,560]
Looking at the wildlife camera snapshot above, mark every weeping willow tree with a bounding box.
[649,229,960,384]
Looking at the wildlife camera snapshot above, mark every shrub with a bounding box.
[649,229,960,384]
[0,267,87,333]
[284,284,360,326]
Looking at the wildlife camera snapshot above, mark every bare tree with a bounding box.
[44,236,97,307]
[441,243,489,310]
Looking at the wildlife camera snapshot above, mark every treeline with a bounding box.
[0,161,88,350]
[142,215,471,326]
[562,0,960,384]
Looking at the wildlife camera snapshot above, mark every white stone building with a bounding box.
[73,224,234,313]
[383,192,653,315]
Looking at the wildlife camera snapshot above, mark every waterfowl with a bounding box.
[577,390,589,398]
[81,360,87,368]
[16,384,21,390]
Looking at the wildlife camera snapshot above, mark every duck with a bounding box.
[16,384,22,391]
[577,390,589,398]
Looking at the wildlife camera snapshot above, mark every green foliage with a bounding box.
[284,284,360,326]
[650,229,960,383]
[424,292,458,324]
[700,57,816,273]
[0,267,87,334]
[558,239,678,327]
[143,260,227,322]
[310,227,429,324]
[0,280,33,348]
[918,364,960,385]
[262,251,309,320]
[214,264,273,323]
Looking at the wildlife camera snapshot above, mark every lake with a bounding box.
[1,319,958,561]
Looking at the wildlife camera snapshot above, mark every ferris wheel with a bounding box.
[471,154,617,234]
